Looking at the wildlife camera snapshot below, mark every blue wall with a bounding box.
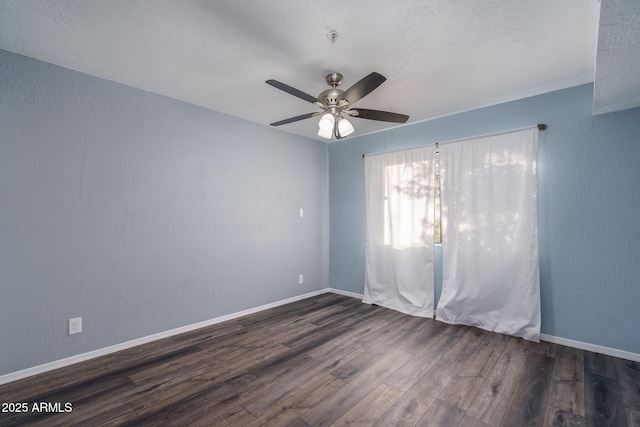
[2,46,639,377]
[0,50,329,376]
[329,84,640,354]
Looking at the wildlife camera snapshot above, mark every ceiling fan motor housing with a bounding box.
[319,72,349,116]
[319,88,346,109]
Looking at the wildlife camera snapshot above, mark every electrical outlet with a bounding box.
[69,317,82,335]
[298,274,304,285]
[299,208,304,218]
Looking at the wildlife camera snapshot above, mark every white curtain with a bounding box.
[436,128,540,341]
[364,146,437,317]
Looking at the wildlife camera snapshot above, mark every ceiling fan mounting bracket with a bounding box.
[325,72,343,87]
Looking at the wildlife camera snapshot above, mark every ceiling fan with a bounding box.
[266,72,409,139]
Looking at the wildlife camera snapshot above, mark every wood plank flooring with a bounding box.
[1,293,638,426]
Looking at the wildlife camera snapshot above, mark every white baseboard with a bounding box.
[0,288,328,386]
[2,289,638,385]
[327,288,364,299]
[540,334,640,362]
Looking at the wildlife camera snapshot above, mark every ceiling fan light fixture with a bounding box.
[318,113,335,131]
[338,117,354,137]
[317,127,333,139]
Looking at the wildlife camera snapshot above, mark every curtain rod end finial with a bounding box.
[538,124,547,131]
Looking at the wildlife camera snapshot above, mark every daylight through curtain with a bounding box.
[364,146,437,317]
[436,128,540,341]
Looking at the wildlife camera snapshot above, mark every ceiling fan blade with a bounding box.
[266,79,319,104]
[269,112,320,127]
[343,72,387,105]
[349,108,409,123]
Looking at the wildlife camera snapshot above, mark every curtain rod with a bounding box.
[362,123,546,158]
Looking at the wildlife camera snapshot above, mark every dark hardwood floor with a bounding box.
[1,293,638,426]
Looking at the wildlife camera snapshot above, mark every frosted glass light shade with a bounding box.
[318,127,333,139]
[318,113,335,131]
[338,118,354,137]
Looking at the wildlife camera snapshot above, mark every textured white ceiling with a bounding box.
[0,1,603,141]
[594,0,640,115]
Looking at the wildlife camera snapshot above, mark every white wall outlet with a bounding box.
[69,317,82,335]
[299,208,304,218]
[298,274,304,285]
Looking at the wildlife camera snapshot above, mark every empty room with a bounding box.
[1,1,639,426]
